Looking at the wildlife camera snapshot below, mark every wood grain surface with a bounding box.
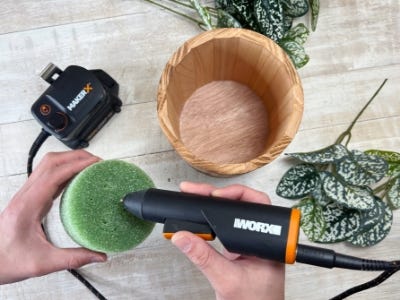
[180,80,269,164]
[1,1,399,299]
[157,28,303,176]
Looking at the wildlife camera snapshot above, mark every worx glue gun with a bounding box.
[123,188,398,271]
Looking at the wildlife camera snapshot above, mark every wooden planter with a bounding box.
[157,28,304,176]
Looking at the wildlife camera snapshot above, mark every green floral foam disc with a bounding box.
[60,160,155,253]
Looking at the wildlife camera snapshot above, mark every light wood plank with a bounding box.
[0,7,201,124]
[299,0,400,77]
[1,0,400,299]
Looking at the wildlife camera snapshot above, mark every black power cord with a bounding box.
[27,129,50,175]
[296,244,400,299]
[330,266,400,300]
[27,131,107,300]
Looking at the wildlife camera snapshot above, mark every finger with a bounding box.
[171,231,237,290]
[179,181,217,196]
[41,247,107,274]
[20,155,100,219]
[19,150,99,199]
[211,184,271,205]
[222,248,241,261]
[28,150,98,183]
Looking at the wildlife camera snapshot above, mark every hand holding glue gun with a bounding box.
[123,182,400,300]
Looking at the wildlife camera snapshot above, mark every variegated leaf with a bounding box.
[314,203,361,243]
[276,164,319,199]
[308,0,319,31]
[336,150,388,186]
[391,165,400,177]
[387,177,400,208]
[278,39,309,68]
[322,173,375,210]
[365,149,400,176]
[287,144,349,164]
[215,0,231,9]
[228,0,259,30]
[348,202,393,247]
[282,12,293,32]
[281,23,309,45]
[217,9,242,28]
[282,0,309,17]
[357,197,386,233]
[254,0,284,42]
[311,172,331,206]
[295,198,326,241]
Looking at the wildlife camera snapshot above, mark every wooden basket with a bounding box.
[157,28,304,176]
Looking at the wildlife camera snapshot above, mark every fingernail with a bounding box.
[179,181,190,189]
[172,235,192,253]
[211,190,222,197]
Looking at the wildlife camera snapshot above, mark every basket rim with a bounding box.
[157,28,304,176]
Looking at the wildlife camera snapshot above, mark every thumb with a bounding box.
[47,248,107,272]
[171,231,237,288]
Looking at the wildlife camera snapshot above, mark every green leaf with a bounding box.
[295,198,326,241]
[314,203,361,243]
[276,164,319,199]
[387,177,400,208]
[278,39,309,68]
[311,172,332,206]
[322,173,375,210]
[215,0,231,9]
[336,150,388,186]
[281,23,309,45]
[308,0,319,31]
[282,13,293,32]
[190,0,213,29]
[365,149,400,176]
[357,197,386,233]
[254,0,284,42]
[348,202,393,247]
[221,0,258,30]
[216,9,242,28]
[287,144,349,164]
[281,0,309,17]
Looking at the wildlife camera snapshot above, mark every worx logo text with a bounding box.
[233,218,282,236]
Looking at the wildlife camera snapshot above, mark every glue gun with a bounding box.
[123,188,397,271]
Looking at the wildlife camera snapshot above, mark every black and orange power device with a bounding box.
[31,63,122,149]
[123,188,399,271]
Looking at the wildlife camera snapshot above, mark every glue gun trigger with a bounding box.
[162,219,215,241]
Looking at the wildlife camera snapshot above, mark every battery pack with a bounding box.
[31,63,122,149]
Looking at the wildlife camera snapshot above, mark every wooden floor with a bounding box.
[1,1,399,299]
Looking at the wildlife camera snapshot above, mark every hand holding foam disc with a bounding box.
[60,160,155,253]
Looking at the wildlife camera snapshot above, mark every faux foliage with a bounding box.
[144,0,319,68]
[277,79,399,247]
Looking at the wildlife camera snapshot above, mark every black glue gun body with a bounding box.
[123,188,399,272]
[123,188,300,264]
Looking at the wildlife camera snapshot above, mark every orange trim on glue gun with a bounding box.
[285,208,301,264]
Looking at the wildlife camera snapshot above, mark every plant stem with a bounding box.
[335,79,388,145]
[205,6,218,17]
[168,0,193,9]
[143,0,202,26]
[373,182,388,194]
[374,173,400,194]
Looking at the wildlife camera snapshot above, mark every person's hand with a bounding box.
[171,182,285,300]
[0,150,107,285]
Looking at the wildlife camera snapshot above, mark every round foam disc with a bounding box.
[60,160,155,253]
